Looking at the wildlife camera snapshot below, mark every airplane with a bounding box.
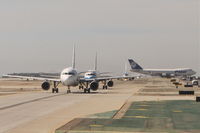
[117,62,135,81]
[3,46,135,94]
[128,59,196,78]
[83,52,100,80]
[80,53,134,91]
[4,45,79,93]
[81,53,110,90]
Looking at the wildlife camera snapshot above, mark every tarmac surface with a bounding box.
[0,78,198,133]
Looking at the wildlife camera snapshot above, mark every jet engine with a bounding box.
[41,81,50,90]
[161,73,175,78]
[90,81,99,91]
[107,80,114,87]
[170,74,175,77]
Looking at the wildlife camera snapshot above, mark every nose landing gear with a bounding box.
[103,85,108,89]
[102,81,108,89]
[84,88,90,93]
[67,86,71,93]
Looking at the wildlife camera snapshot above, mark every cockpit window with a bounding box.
[88,73,96,76]
[63,72,75,75]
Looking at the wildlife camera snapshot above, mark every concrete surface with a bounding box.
[0,78,198,133]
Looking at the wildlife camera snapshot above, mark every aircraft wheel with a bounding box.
[88,89,90,93]
[67,89,71,93]
[56,88,59,93]
[104,86,108,89]
[52,88,56,93]
[79,86,83,89]
[84,89,87,93]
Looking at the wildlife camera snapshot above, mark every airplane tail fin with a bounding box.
[72,44,76,69]
[94,52,97,71]
[125,62,128,73]
[128,59,143,70]
[123,62,128,76]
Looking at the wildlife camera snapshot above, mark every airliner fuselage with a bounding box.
[60,67,79,86]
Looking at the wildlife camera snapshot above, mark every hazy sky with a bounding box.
[0,0,199,76]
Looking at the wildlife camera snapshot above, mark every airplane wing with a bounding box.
[3,74,61,82]
[80,76,135,82]
[99,72,112,75]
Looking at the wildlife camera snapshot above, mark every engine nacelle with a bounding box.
[192,80,199,86]
[41,82,50,90]
[90,81,99,91]
[161,73,175,78]
[170,74,175,77]
[107,80,114,87]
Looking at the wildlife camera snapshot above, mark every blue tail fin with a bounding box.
[128,59,143,70]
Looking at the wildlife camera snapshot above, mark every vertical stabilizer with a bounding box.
[124,62,128,76]
[94,52,97,71]
[128,59,143,70]
[125,62,128,73]
[72,44,76,69]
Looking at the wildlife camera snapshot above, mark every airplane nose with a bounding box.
[62,75,74,86]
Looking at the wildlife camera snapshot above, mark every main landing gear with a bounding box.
[52,81,59,93]
[79,82,91,93]
[102,81,108,89]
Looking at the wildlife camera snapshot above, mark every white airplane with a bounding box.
[4,46,135,93]
[128,59,196,78]
[122,62,129,77]
[80,53,133,90]
[83,53,100,80]
[118,62,135,81]
[5,45,79,93]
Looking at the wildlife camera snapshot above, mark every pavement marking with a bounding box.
[172,110,183,113]
[129,108,148,111]
[124,115,149,119]
[0,93,67,111]
[89,125,103,127]
[136,105,149,107]
[69,131,140,133]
